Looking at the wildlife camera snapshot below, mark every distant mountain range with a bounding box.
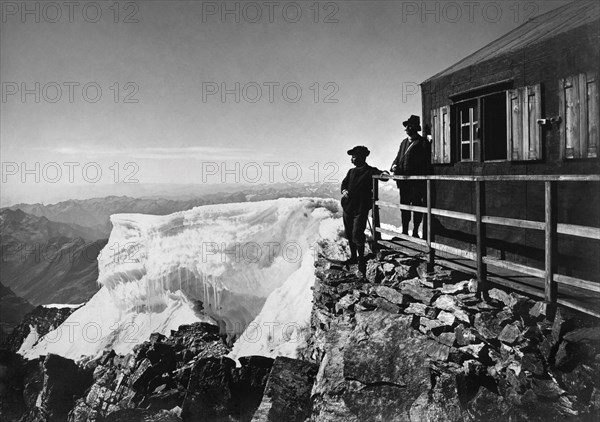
[0,208,104,241]
[6,183,342,238]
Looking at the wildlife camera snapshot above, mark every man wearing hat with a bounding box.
[390,115,432,238]
[341,145,389,275]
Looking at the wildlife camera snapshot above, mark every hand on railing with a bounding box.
[379,170,392,182]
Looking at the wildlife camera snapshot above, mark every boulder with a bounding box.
[531,377,565,400]
[372,297,400,314]
[0,350,29,421]
[488,288,517,308]
[341,381,409,422]
[339,311,432,421]
[498,324,521,345]
[365,261,383,284]
[37,354,93,422]
[455,325,477,346]
[393,261,418,280]
[474,312,504,340]
[251,357,317,422]
[529,301,553,319]
[521,353,545,376]
[409,370,465,421]
[344,311,430,387]
[458,344,486,360]
[437,311,456,327]
[404,303,437,318]
[181,357,236,420]
[381,262,395,274]
[335,293,359,314]
[465,385,508,420]
[453,309,471,324]
[401,284,438,305]
[419,317,446,336]
[372,286,405,306]
[130,358,154,391]
[425,340,451,361]
[437,332,456,347]
[310,318,357,420]
[433,295,462,312]
[336,282,365,296]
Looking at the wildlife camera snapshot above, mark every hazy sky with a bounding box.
[1,0,570,204]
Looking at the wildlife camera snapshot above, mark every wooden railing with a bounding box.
[371,174,600,315]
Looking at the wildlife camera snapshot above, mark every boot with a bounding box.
[357,245,366,277]
[358,258,367,277]
[401,211,411,235]
[343,244,358,265]
[413,212,423,238]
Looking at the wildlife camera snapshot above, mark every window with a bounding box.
[458,100,479,161]
[431,83,541,163]
[560,73,598,159]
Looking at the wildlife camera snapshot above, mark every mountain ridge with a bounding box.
[5,183,342,238]
[1,208,106,305]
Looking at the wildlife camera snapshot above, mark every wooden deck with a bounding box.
[379,238,600,318]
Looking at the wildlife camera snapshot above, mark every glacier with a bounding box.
[21,198,344,361]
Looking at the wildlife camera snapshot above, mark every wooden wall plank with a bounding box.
[559,78,567,160]
[579,73,589,157]
[586,73,598,158]
[565,75,579,158]
[442,106,451,163]
[522,87,531,161]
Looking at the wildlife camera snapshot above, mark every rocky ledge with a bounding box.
[1,321,318,422]
[2,250,599,422]
[307,251,600,421]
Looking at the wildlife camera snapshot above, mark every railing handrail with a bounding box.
[370,174,600,317]
[373,174,600,182]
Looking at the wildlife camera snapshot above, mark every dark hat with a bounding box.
[347,145,370,157]
[403,115,421,129]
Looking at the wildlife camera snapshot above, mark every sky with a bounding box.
[0,0,571,205]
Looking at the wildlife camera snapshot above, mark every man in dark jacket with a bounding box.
[390,115,432,238]
[341,145,388,275]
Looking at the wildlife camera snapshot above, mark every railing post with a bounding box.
[475,180,487,298]
[545,181,557,305]
[372,176,381,254]
[427,179,434,269]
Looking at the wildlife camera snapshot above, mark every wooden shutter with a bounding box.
[560,73,599,159]
[587,74,599,158]
[431,105,451,164]
[506,84,542,161]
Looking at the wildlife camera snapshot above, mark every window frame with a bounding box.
[456,99,480,162]
[435,83,541,164]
